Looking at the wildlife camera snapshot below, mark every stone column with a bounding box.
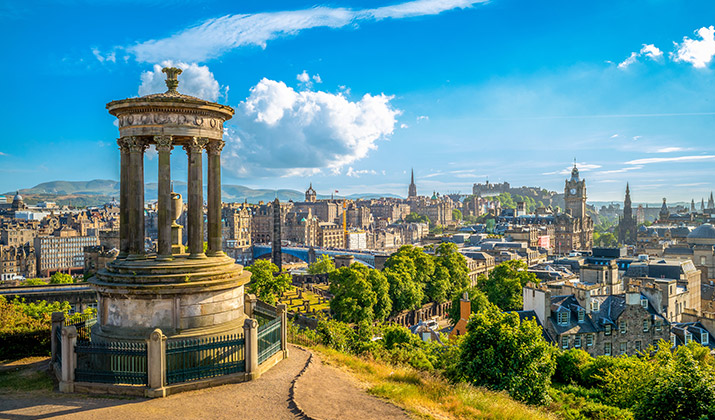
[184,137,208,259]
[59,326,77,393]
[206,140,225,257]
[155,135,173,261]
[277,303,289,358]
[127,136,148,259]
[117,138,130,259]
[244,318,259,380]
[146,328,167,398]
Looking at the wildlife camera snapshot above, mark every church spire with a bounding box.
[408,168,417,198]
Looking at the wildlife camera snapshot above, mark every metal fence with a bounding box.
[166,334,245,385]
[75,341,148,385]
[258,317,282,364]
[69,315,96,344]
[54,326,63,367]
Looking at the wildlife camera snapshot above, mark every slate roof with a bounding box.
[688,223,715,240]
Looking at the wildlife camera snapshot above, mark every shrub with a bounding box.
[554,348,592,385]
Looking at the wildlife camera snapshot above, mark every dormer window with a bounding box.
[578,310,585,323]
[671,334,677,347]
[640,298,648,309]
[558,311,569,325]
[685,333,693,344]
[702,332,709,345]
[591,300,599,312]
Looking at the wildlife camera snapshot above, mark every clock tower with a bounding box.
[564,163,586,219]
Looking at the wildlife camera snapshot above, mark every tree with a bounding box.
[50,272,73,284]
[634,345,715,420]
[457,302,555,405]
[447,286,490,326]
[246,260,291,305]
[384,267,424,314]
[404,212,429,224]
[452,209,462,221]
[329,266,377,323]
[307,254,335,275]
[433,242,469,296]
[21,278,46,286]
[383,245,431,312]
[479,260,538,311]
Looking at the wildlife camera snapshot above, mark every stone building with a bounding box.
[318,222,344,248]
[34,230,99,276]
[554,164,594,253]
[0,244,36,282]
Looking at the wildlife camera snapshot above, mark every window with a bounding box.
[605,324,612,336]
[604,342,611,356]
[635,340,641,352]
[643,320,649,332]
[587,334,594,347]
[562,336,569,349]
[620,321,627,334]
[640,298,648,309]
[574,336,582,348]
[685,333,693,344]
[703,332,710,345]
[592,300,599,312]
[619,342,627,355]
[578,310,585,323]
[671,334,677,347]
[558,311,569,325]
[655,320,662,332]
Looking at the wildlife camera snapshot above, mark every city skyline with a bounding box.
[2,0,715,201]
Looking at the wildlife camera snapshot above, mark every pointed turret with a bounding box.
[709,192,714,209]
[408,168,417,198]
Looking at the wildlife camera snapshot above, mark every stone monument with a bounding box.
[90,67,251,342]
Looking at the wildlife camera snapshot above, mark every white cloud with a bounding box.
[610,134,619,139]
[312,74,322,84]
[138,61,224,101]
[400,123,409,129]
[92,47,116,63]
[632,136,641,141]
[0,151,6,156]
[542,162,601,176]
[625,155,715,165]
[673,26,715,68]
[127,0,485,63]
[223,78,400,177]
[417,115,429,121]
[618,44,663,69]
[597,166,643,174]
[296,71,310,83]
[652,147,685,153]
[346,167,377,177]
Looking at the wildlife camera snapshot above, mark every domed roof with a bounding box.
[688,223,715,240]
[13,191,22,202]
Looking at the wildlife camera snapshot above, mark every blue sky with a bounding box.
[2,0,715,203]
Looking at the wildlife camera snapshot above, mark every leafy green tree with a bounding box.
[634,345,715,420]
[457,302,555,405]
[50,272,73,284]
[329,266,377,323]
[404,212,430,224]
[425,265,451,304]
[384,267,424,313]
[307,254,336,274]
[365,267,392,321]
[246,260,291,305]
[452,209,462,221]
[21,278,46,286]
[433,242,469,296]
[383,245,431,312]
[479,260,538,311]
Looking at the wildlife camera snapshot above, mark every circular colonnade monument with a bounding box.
[89,67,250,342]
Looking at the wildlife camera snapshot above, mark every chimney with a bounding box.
[460,291,471,322]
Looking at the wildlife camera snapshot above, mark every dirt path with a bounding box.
[292,352,410,420]
[0,346,410,420]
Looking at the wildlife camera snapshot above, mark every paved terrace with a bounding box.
[0,345,409,420]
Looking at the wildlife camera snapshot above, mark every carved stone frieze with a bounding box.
[117,112,224,132]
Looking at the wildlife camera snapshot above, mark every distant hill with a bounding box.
[3,180,398,207]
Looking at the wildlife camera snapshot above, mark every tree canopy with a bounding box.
[478,260,538,311]
[49,272,73,284]
[329,264,391,323]
[246,260,291,305]
[404,212,430,224]
[307,254,336,275]
[457,302,555,405]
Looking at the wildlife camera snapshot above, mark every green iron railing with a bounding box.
[258,317,282,364]
[70,316,97,344]
[75,341,148,385]
[54,326,62,367]
[166,334,245,385]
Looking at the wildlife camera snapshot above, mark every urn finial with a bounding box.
[162,67,182,93]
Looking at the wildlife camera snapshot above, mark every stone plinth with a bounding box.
[90,254,250,342]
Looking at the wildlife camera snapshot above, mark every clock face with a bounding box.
[570,188,577,195]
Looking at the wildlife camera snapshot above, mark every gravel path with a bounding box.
[0,346,410,420]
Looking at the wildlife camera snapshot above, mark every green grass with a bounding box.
[313,345,556,420]
[0,368,54,393]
